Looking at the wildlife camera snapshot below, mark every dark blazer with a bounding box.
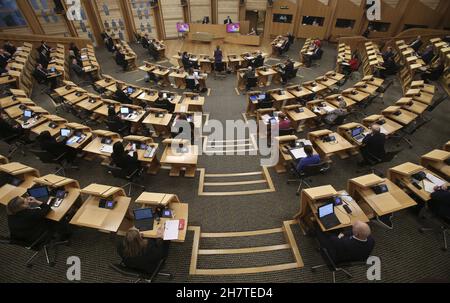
[117,239,169,274]
[253,55,264,68]
[111,151,140,175]
[410,39,423,52]
[114,89,132,104]
[0,53,10,69]
[8,204,52,245]
[430,189,450,218]
[362,132,386,159]
[4,44,16,55]
[327,234,375,264]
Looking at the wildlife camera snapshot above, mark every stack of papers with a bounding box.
[163,220,179,240]
[100,145,113,154]
[426,173,446,187]
[290,148,307,160]
[67,136,80,145]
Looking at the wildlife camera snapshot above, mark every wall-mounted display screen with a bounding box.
[273,14,293,24]
[226,23,240,33]
[176,22,190,33]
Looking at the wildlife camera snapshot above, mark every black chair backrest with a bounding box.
[279,128,295,136]
[106,119,126,134]
[247,77,258,87]
[185,78,197,90]
[258,100,273,109]
[30,149,59,164]
[106,164,129,179]
[302,162,329,176]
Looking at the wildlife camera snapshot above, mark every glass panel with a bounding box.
[0,0,27,27]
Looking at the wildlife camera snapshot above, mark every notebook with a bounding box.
[163,220,180,240]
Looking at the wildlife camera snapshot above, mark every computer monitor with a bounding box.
[351,127,363,137]
[127,87,134,94]
[120,107,130,115]
[134,208,153,220]
[226,23,240,33]
[60,128,71,137]
[176,22,190,33]
[27,185,49,200]
[318,203,334,218]
[23,110,32,119]
[258,94,266,100]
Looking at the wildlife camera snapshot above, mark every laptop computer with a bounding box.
[351,127,365,142]
[27,185,52,205]
[133,208,154,231]
[318,203,340,229]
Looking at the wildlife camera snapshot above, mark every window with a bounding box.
[273,14,293,24]
[368,21,390,32]
[335,19,355,29]
[403,24,428,31]
[301,16,324,27]
[0,0,27,28]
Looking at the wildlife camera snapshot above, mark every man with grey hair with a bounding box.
[315,220,375,264]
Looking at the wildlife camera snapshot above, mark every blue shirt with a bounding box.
[296,154,321,172]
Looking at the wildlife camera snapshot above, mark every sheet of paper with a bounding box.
[426,173,446,187]
[423,180,435,193]
[379,126,388,135]
[100,144,113,154]
[298,139,312,146]
[163,220,179,240]
[290,148,307,160]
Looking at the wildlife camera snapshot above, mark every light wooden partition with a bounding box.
[217,0,239,24]
[93,0,130,41]
[246,0,268,11]
[189,0,212,23]
[296,0,332,39]
[160,0,185,39]
[70,1,97,44]
[398,0,450,31]
[266,0,297,37]
[328,0,365,40]
[0,32,91,50]
[29,0,70,37]
[128,0,158,38]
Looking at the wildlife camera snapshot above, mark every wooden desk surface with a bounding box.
[383,108,417,126]
[311,132,353,156]
[143,112,173,126]
[0,185,27,206]
[362,115,403,136]
[160,145,198,166]
[271,91,295,102]
[70,195,131,232]
[286,107,316,122]
[287,86,313,98]
[421,149,450,179]
[83,137,122,158]
[303,82,327,93]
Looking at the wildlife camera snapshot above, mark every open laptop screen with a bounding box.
[318,203,334,218]
[134,208,153,220]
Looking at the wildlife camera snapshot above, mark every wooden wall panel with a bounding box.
[129,0,157,38]
[268,0,297,36]
[29,0,70,36]
[71,2,97,44]
[94,0,129,41]
[217,0,239,24]
[296,0,332,39]
[329,0,364,39]
[400,0,446,30]
[161,0,185,38]
[190,0,211,23]
[246,0,268,11]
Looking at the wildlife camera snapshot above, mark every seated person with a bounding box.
[382,46,395,62]
[111,141,141,175]
[315,220,375,264]
[243,66,256,91]
[252,52,264,68]
[311,44,323,61]
[410,36,423,52]
[286,32,294,46]
[69,42,80,60]
[281,59,294,85]
[380,57,397,78]
[277,113,292,130]
[141,35,150,49]
[186,68,200,90]
[154,94,175,112]
[181,52,191,69]
[343,54,359,75]
[38,40,52,55]
[359,124,386,165]
[103,34,115,53]
[7,196,52,245]
[117,227,170,274]
[0,111,25,139]
[70,57,84,77]
[34,63,58,89]
[421,59,445,83]
[3,41,16,56]
[429,184,450,218]
[115,49,128,71]
[114,83,133,104]
[214,46,223,66]
[296,145,321,173]
[420,44,435,65]
[248,28,256,35]
[0,48,12,70]
[36,131,77,163]
[323,99,347,125]
[202,16,210,24]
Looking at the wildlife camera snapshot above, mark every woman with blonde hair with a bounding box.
[117,227,170,274]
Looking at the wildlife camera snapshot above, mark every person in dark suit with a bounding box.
[360,124,386,165]
[421,59,445,83]
[252,52,264,68]
[382,47,395,62]
[3,41,16,55]
[7,196,52,245]
[0,111,25,139]
[0,49,11,70]
[114,82,132,104]
[281,59,294,85]
[429,184,450,218]
[410,36,423,52]
[224,16,232,24]
[69,42,80,59]
[34,63,58,89]
[420,45,435,65]
[117,227,170,274]
[36,131,77,163]
[181,52,191,69]
[38,41,51,55]
[115,49,128,71]
[315,220,375,264]
[243,66,256,91]
[202,16,210,24]
[111,141,141,175]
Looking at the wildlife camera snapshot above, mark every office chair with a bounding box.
[419,207,450,251]
[0,230,69,268]
[287,161,330,195]
[246,77,258,91]
[257,99,274,109]
[106,119,130,137]
[185,78,199,92]
[311,247,368,283]
[30,149,71,177]
[107,164,145,196]
[0,133,27,158]
[279,128,295,136]
[109,258,173,283]
[356,149,401,176]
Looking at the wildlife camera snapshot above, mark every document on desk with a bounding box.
[67,136,80,145]
[100,144,113,154]
[426,173,446,187]
[423,180,436,193]
[163,220,179,240]
[323,106,335,113]
[379,126,388,135]
[290,148,307,160]
[298,139,312,146]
